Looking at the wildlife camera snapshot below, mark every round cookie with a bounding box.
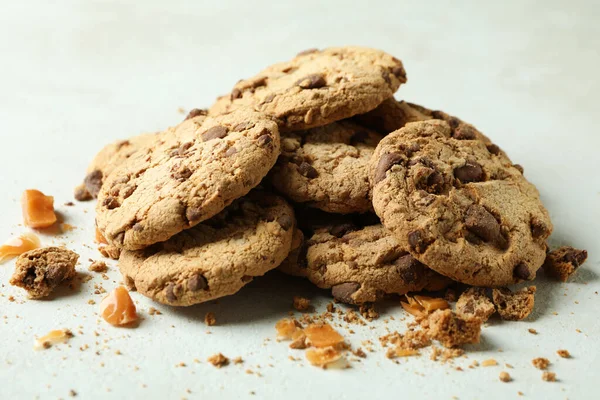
[75,132,163,200]
[119,191,295,306]
[370,120,552,287]
[209,47,407,132]
[279,212,451,304]
[269,120,383,214]
[96,108,280,250]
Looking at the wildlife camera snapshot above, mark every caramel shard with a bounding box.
[499,371,511,382]
[22,189,57,228]
[88,260,108,273]
[532,357,550,370]
[305,347,342,367]
[95,227,108,244]
[390,348,420,358]
[304,323,345,348]
[275,318,301,340]
[0,233,40,264]
[208,353,229,368]
[543,246,588,282]
[34,329,74,350]
[456,288,495,322]
[289,331,307,349]
[413,295,450,313]
[100,286,138,326]
[10,247,79,299]
[426,309,482,348]
[293,296,311,311]
[401,301,426,318]
[492,286,536,321]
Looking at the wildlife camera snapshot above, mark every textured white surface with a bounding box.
[1,1,599,399]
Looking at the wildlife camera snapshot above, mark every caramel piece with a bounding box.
[413,295,450,312]
[275,318,301,340]
[305,347,342,367]
[100,286,138,326]
[426,309,482,348]
[304,323,345,348]
[401,300,426,318]
[0,233,40,264]
[22,189,57,228]
[34,329,73,350]
[95,227,108,244]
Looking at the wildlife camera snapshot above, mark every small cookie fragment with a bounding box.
[98,245,121,260]
[543,246,588,282]
[204,312,216,326]
[10,247,79,299]
[88,260,108,273]
[293,296,311,311]
[455,288,495,322]
[208,353,229,368]
[542,371,556,382]
[492,286,536,321]
[557,349,570,358]
[499,371,512,382]
[425,309,482,348]
[532,357,550,370]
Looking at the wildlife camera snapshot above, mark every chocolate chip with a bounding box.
[454,161,484,183]
[408,230,432,254]
[165,284,177,302]
[241,275,253,283]
[232,122,254,132]
[201,126,229,141]
[84,170,104,198]
[188,274,208,291]
[257,134,272,147]
[184,108,207,120]
[230,88,242,100]
[392,65,406,81]
[373,152,404,184]
[276,215,293,231]
[350,131,369,145]
[464,204,508,250]
[530,218,549,239]
[329,223,357,238]
[46,265,68,285]
[414,166,445,194]
[295,74,326,89]
[395,254,425,283]
[103,196,120,210]
[122,185,136,199]
[452,125,477,140]
[297,48,319,56]
[74,185,92,201]
[513,164,524,174]
[331,282,361,304]
[186,207,203,223]
[513,263,531,280]
[298,162,318,179]
[381,70,392,85]
[171,166,193,182]
[178,142,193,156]
[225,147,238,157]
[487,144,501,155]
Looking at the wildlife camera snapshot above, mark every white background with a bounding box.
[0,1,599,399]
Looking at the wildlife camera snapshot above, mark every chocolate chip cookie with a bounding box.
[269,120,383,214]
[279,211,451,304]
[209,47,406,131]
[118,191,295,306]
[75,131,165,201]
[370,120,552,286]
[96,108,280,250]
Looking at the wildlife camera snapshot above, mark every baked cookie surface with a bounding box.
[279,211,450,304]
[96,109,280,250]
[370,120,552,286]
[209,47,406,131]
[270,120,383,214]
[119,191,295,306]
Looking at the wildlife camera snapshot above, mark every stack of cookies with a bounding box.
[78,46,553,306]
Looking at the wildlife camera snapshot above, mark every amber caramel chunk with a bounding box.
[401,301,426,318]
[413,295,450,313]
[10,247,79,299]
[305,347,343,367]
[22,189,57,229]
[100,286,138,326]
[0,233,40,264]
[95,227,108,244]
[34,329,73,350]
[275,318,301,340]
[304,323,345,348]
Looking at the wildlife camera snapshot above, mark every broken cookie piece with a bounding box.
[425,309,482,348]
[492,286,536,321]
[10,247,79,299]
[543,246,588,282]
[456,288,495,322]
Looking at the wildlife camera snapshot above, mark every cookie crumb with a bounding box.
[425,309,482,348]
[499,371,511,382]
[87,299,96,305]
[543,246,588,282]
[352,348,366,358]
[359,304,379,321]
[148,307,162,316]
[456,288,495,322]
[481,359,498,367]
[88,260,108,273]
[69,389,77,397]
[293,296,311,311]
[232,357,243,365]
[557,349,570,358]
[492,286,536,321]
[204,312,216,326]
[208,353,229,368]
[98,245,121,260]
[532,357,550,370]
[528,328,537,334]
[542,371,556,382]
